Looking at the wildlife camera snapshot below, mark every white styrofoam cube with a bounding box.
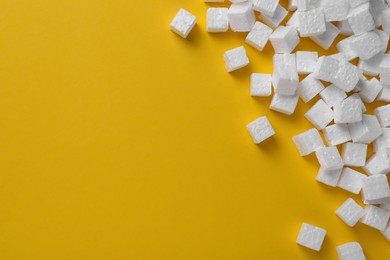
[320,85,347,108]
[286,10,300,30]
[382,8,390,35]
[333,60,360,92]
[296,51,318,74]
[347,93,366,113]
[293,128,325,156]
[349,31,384,60]
[360,205,390,231]
[375,29,389,53]
[228,2,256,32]
[253,0,279,17]
[320,0,350,22]
[272,53,299,95]
[382,223,390,241]
[373,128,390,152]
[310,22,340,50]
[336,198,365,227]
[296,0,320,10]
[333,98,362,124]
[260,4,288,29]
[363,153,390,176]
[315,146,344,170]
[170,8,197,39]
[378,84,390,102]
[224,46,250,72]
[250,73,272,96]
[348,0,369,9]
[338,20,354,36]
[358,78,383,103]
[381,200,390,212]
[337,167,367,194]
[358,55,382,76]
[297,74,324,103]
[381,72,390,86]
[245,21,273,52]
[347,3,375,35]
[375,104,390,128]
[337,36,358,61]
[313,56,339,82]
[304,99,333,130]
[298,8,326,37]
[270,93,299,115]
[348,115,383,144]
[342,143,367,167]
[362,175,390,205]
[207,8,229,33]
[316,167,343,187]
[269,26,300,54]
[323,123,351,146]
[296,223,326,251]
[336,242,366,260]
[246,116,275,144]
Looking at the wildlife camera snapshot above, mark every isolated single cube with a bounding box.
[170,8,197,38]
[336,242,366,260]
[359,78,383,103]
[375,104,390,128]
[228,2,256,32]
[269,26,300,54]
[310,22,340,50]
[316,167,343,187]
[253,0,279,17]
[320,85,347,108]
[347,3,375,35]
[360,205,390,231]
[246,116,275,144]
[298,8,326,37]
[272,53,299,95]
[296,223,326,251]
[323,123,351,146]
[224,46,249,72]
[304,99,333,130]
[260,4,288,29]
[362,175,390,205]
[342,143,367,167]
[245,21,273,52]
[207,8,229,33]
[270,93,299,115]
[315,146,344,171]
[293,128,325,156]
[296,51,318,74]
[250,73,272,96]
[336,198,365,227]
[348,115,383,144]
[337,168,367,194]
[313,56,339,83]
[333,99,362,124]
[297,74,324,103]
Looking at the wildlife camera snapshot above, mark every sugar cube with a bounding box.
[363,153,390,176]
[313,56,339,83]
[270,93,299,115]
[228,2,256,32]
[342,143,367,167]
[253,0,279,17]
[320,85,347,108]
[269,26,300,54]
[297,74,324,103]
[298,8,326,37]
[323,123,351,146]
[316,167,343,187]
[272,54,299,95]
[293,128,325,156]
[374,104,390,128]
[347,3,375,35]
[350,31,384,60]
[310,22,340,50]
[362,175,390,205]
[358,78,383,103]
[296,51,318,74]
[260,4,288,29]
[333,98,362,124]
[348,115,382,144]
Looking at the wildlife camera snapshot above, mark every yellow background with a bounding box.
[0,0,388,259]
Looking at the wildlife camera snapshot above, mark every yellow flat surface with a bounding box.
[0,0,388,259]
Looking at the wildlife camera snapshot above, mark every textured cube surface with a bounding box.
[336,198,365,227]
[298,8,326,37]
[260,4,288,29]
[253,0,279,17]
[347,3,375,35]
[337,168,366,194]
[224,46,249,72]
[350,32,384,60]
[336,242,366,260]
[348,115,382,144]
[360,205,390,231]
[363,153,390,176]
[304,99,333,130]
[207,8,229,33]
[293,128,324,156]
[250,73,272,96]
[246,116,275,144]
[323,123,351,146]
[375,104,390,127]
[270,93,299,115]
[334,99,362,124]
[359,78,383,103]
[297,74,324,103]
[320,85,347,108]
[342,143,367,167]
[315,147,344,171]
[296,223,326,251]
[296,51,318,74]
[316,167,343,187]
[170,8,197,38]
[310,22,340,50]
[272,53,299,95]
[313,56,339,83]
[320,0,349,22]
[228,2,256,32]
[333,60,360,92]
[362,175,390,205]
[269,26,300,54]
[245,22,273,51]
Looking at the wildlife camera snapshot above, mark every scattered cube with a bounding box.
[377,84,390,102]
[296,51,318,74]
[207,8,229,33]
[270,93,299,115]
[320,0,349,22]
[304,99,333,130]
[348,115,382,144]
[333,60,360,92]
[297,74,324,103]
[272,53,299,95]
[298,8,326,37]
[333,98,362,124]
[228,2,256,32]
[338,19,354,36]
[347,93,366,112]
[363,153,390,176]
[337,36,359,61]
[342,143,367,167]
[253,0,279,17]
[250,73,272,96]
[360,205,390,231]
[245,21,273,52]
[375,104,390,128]
[358,78,383,103]
[382,8,390,35]
[296,223,326,251]
[337,167,367,194]
[170,8,197,39]
[224,46,249,72]
[362,175,390,205]
[373,128,390,152]
[347,3,375,35]
[336,242,366,260]
[323,123,351,146]
[316,167,343,187]
[260,4,288,29]
[336,198,365,227]
[310,22,340,50]
[313,56,339,83]
[315,146,344,171]
[350,31,384,60]
[296,0,320,11]
[320,85,347,108]
[269,26,300,54]
[246,116,275,144]
[292,128,325,156]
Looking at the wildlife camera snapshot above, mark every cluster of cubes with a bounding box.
[170,0,390,257]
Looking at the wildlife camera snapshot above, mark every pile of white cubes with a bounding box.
[170,0,390,258]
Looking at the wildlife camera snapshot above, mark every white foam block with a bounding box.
[293,128,325,156]
[304,99,333,130]
[297,74,324,103]
[246,116,275,144]
[347,3,375,35]
[338,20,354,36]
[260,4,288,29]
[321,0,349,22]
[342,143,367,167]
[373,128,390,152]
[253,0,279,17]
[298,8,326,37]
[323,123,351,146]
[250,73,272,96]
[375,104,390,128]
[313,56,339,82]
[337,167,367,194]
[224,46,250,72]
[316,167,343,187]
[272,53,299,95]
[296,223,326,251]
[337,37,358,61]
[170,8,197,39]
[348,115,383,144]
[336,198,365,227]
[296,51,318,74]
[320,85,347,108]
[315,147,344,171]
[333,61,360,92]
[245,21,273,52]
[362,175,390,205]
[269,26,300,54]
[348,0,369,9]
[336,242,366,260]
[378,84,390,102]
[358,78,383,103]
[350,31,384,60]
[270,93,299,115]
[207,8,229,33]
[360,205,390,231]
[382,8,390,35]
[363,153,390,176]
[228,2,256,32]
[310,22,340,50]
[333,98,362,124]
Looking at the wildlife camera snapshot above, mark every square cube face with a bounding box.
[321,0,349,22]
[315,147,344,171]
[336,242,366,260]
[296,223,326,251]
[207,8,229,33]
[228,2,256,32]
[375,104,390,128]
[359,78,383,103]
[298,8,326,37]
[270,93,299,115]
[246,116,275,144]
[298,75,324,103]
[304,99,333,130]
[333,61,360,92]
[250,73,272,96]
[292,128,325,156]
[362,175,390,204]
[349,115,382,144]
[224,46,249,72]
[342,143,367,167]
[316,167,343,187]
[323,123,351,146]
[336,198,365,227]
[360,205,390,231]
[170,8,197,38]
[253,0,279,17]
[320,85,347,108]
[296,52,318,74]
[337,168,366,194]
[334,99,362,124]
[260,4,288,29]
[245,22,273,52]
[348,3,375,35]
[269,26,300,54]
[273,53,299,95]
[363,153,390,176]
[310,22,340,50]
[313,56,340,82]
[350,32,383,61]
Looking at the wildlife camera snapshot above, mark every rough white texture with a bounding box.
[374,104,390,128]
[296,223,326,251]
[245,21,273,52]
[362,175,390,205]
[224,46,249,72]
[315,146,344,171]
[336,198,365,227]
[297,74,324,103]
[358,54,383,76]
[348,115,383,144]
[296,51,318,74]
[347,3,375,35]
[272,53,298,95]
[336,242,366,260]
[170,8,197,38]
[323,123,351,146]
[348,0,369,9]
[341,143,367,167]
[333,60,360,92]
[337,37,358,61]
[296,0,320,10]
[349,31,384,61]
[337,167,366,194]
[360,205,390,231]
[293,128,324,156]
[260,4,288,29]
[269,26,300,54]
[333,98,362,124]
[316,167,343,187]
[270,93,299,115]
[228,2,256,32]
[378,84,390,102]
[313,56,339,83]
[363,153,390,176]
[310,22,340,50]
[348,93,366,113]
[287,10,300,30]
[246,116,275,144]
[253,0,279,17]
[298,8,326,37]
[250,73,272,96]
[304,99,333,130]
[373,128,390,152]
[320,85,347,108]
[382,8,390,35]
[320,0,349,22]
[207,8,229,33]
[358,78,383,103]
